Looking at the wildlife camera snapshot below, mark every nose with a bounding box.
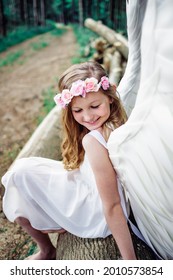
[83,110,93,122]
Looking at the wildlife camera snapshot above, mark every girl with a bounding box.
[1,61,136,260]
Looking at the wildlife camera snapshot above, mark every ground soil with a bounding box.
[0,27,78,259]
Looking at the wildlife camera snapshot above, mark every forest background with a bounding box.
[0,0,126,44]
[0,0,127,259]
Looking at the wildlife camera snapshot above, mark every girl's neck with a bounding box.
[94,123,114,142]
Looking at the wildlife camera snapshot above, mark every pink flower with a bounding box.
[85,77,99,92]
[54,93,64,107]
[61,89,73,105]
[54,90,72,108]
[100,76,109,90]
[70,80,85,97]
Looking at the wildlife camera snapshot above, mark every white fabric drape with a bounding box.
[108,0,173,259]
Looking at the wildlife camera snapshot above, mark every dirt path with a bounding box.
[0,28,78,259]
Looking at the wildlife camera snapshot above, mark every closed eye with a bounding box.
[72,109,82,113]
[91,105,99,109]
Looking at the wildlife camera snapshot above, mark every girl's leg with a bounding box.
[15,217,56,260]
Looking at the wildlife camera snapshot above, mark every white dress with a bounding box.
[108,0,173,259]
[1,130,127,239]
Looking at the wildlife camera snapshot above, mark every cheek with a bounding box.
[72,113,82,124]
[101,104,111,116]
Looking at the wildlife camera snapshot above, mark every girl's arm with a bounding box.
[82,134,136,260]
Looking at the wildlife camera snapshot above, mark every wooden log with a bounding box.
[85,18,128,59]
[56,229,156,260]
[109,50,123,86]
[13,106,62,162]
[103,52,112,72]
[103,46,116,72]
[91,37,108,53]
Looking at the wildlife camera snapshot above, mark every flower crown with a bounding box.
[54,76,109,108]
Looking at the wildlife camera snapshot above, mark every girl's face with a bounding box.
[71,90,112,131]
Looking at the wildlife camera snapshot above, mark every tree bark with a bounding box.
[23,0,28,25]
[84,18,128,60]
[56,230,156,260]
[40,0,46,26]
[78,0,83,27]
[33,0,39,26]
[0,0,6,36]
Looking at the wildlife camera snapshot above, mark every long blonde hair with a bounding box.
[58,61,127,170]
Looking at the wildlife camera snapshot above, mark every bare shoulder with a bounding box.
[82,133,96,148]
[82,133,115,175]
[82,133,105,152]
[82,133,109,167]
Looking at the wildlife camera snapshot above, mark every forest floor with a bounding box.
[0,27,78,259]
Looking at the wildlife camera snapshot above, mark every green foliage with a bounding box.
[25,243,37,259]
[50,27,67,37]
[0,228,7,233]
[37,86,56,124]
[0,24,55,53]
[30,41,49,51]
[42,86,56,114]
[0,50,24,67]
[72,24,99,64]
[1,1,127,52]
[45,20,67,36]
[52,0,63,15]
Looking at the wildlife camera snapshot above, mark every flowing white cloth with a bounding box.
[117,0,147,117]
[108,0,173,259]
[1,130,127,239]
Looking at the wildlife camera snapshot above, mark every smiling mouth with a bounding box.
[86,118,100,125]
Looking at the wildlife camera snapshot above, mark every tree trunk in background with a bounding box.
[71,0,75,23]
[87,0,92,18]
[19,0,24,23]
[23,0,29,26]
[110,0,115,28]
[0,0,6,36]
[78,0,83,27]
[96,0,100,20]
[33,0,38,26]
[62,0,67,25]
[40,0,46,26]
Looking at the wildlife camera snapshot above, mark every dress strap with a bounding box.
[88,130,107,149]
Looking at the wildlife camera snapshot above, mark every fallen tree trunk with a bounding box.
[84,18,128,59]
[13,106,62,162]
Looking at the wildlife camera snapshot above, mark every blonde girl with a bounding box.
[1,61,136,260]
